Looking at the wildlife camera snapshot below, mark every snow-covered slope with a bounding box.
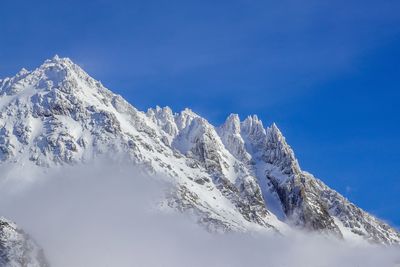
[0,217,48,267]
[0,56,398,244]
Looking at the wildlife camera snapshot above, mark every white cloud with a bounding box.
[0,161,398,267]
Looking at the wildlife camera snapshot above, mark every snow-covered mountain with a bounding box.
[0,217,48,267]
[0,56,399,245]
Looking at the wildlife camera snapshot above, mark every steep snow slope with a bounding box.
[0,56,399,244]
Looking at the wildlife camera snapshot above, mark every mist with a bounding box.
[0,161,399,267]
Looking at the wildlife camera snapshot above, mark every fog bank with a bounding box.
[0,162,399,267]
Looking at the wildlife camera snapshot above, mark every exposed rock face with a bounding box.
[218,114,251,163]
[0,56,399,244]
[262,124,342,237]
[0,218,48,267]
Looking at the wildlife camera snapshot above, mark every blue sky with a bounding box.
[1,0,399,227]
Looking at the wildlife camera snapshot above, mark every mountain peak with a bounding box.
[241,115,266,147]
[46,54,72,64]
[267,122,284,140]
[147,106,178,138]
[221,113,241,134]
[242,115,264,130]
[218,113,251,162]
[17,68,30,77]
[180,107,198,117]
[40,55,75,71]
[265,123,301,176]
[149,105,174,117]
[175,108,200,131]
[18,55,108,97]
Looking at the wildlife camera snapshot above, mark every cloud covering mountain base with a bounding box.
[0,162,398,267]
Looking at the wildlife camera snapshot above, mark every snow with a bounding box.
[0,56,398,246]
[254,162,287,220]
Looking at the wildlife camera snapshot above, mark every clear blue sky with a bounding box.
[1,0,399,227]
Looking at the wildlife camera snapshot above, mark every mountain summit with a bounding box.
[0,56,399,245]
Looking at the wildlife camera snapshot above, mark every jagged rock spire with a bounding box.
[241,115,265,138]
[17,68,30,76]
[218,114,251,162]
[221,114,241,134]
[174,108,200,131]
[264,123,301,176]
[147,106,178,138]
